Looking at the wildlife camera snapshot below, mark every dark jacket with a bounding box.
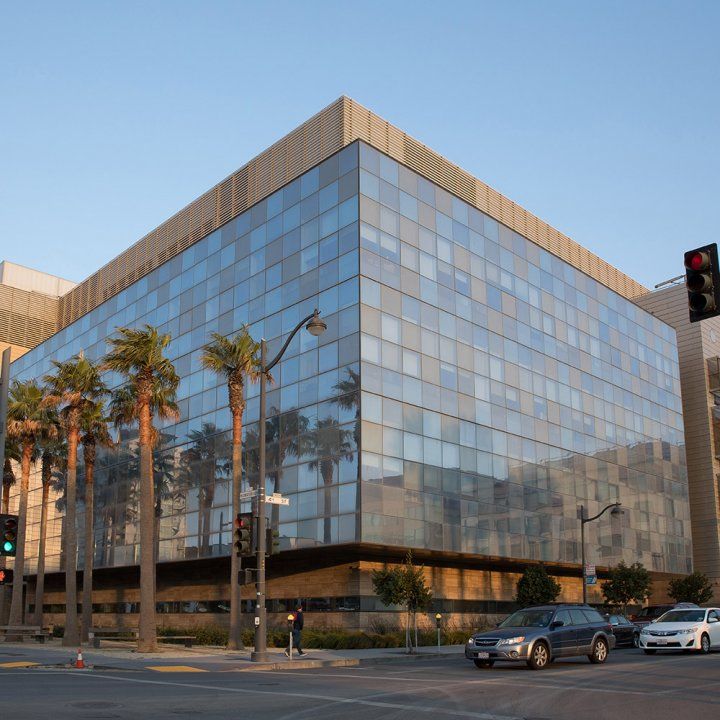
[293,610,304,631]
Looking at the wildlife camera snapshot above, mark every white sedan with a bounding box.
[639,607,720,654]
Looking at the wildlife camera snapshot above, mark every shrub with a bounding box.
[516,565,561,606]
[602,561,652,615]
[668,572,715,605]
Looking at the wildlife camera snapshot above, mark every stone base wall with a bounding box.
[27,555,681,632]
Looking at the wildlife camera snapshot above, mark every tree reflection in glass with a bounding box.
[180,422,230,557]
[308,417,354,544]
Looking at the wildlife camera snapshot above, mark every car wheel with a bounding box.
[700,634,711,654]
[632,633,639,648]
[589,637,608,664]
[643,649,657,655]
[527,641,550,670]
[473,659,495,669]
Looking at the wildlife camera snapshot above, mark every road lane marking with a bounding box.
[36,671,525,720]
[145,665,208,673]
[0,661,40,668]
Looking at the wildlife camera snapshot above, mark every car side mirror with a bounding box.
[550,620,564,629]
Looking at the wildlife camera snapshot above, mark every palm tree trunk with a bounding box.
[63,427,80,646]
[81,456,95,641]
[7,443,32,635]
[137,403,157,652]
[2,457,12,512]
[228,408,242,650]
[34,481,50,627]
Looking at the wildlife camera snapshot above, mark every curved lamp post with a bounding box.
[580,502,624,604]
[251,309,326,662]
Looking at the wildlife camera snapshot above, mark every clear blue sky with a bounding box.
[1,1,718,290]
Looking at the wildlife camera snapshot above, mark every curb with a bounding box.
[237,658,359,671]
[358,651,462,665]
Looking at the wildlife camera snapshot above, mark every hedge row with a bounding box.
[52,624,471,649]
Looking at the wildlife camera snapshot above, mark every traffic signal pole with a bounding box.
[0,347,10,504]
[252,339,269,662]
[0,348,10,625]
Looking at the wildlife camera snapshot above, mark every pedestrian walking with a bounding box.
[285,604,306,657]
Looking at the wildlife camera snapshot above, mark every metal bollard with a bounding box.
[435,613,442,652]
[287,614,295,660]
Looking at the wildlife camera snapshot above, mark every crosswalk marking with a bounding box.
[145,665,208,673]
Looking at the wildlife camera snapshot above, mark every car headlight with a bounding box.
[677,627,698,635]
[640,628,650,635]
[467,637,474,644]
[497,636,525,646]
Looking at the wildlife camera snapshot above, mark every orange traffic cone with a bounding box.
[75,648,85,669]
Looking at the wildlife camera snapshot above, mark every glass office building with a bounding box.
[8,100,691,625]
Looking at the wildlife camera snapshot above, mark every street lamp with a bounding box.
[579,502,624,604]
[251,309,326,662]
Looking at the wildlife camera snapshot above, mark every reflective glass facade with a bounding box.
[356,142,689,574]
[10,139,691,579]
[12,144,361,573]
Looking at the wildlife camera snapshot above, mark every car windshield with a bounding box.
[499,609,553,628]
[656,610,705,623]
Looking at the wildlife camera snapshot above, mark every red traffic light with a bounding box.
[684,244,720,323]
[0,568,13,585]
[685,250,709,272]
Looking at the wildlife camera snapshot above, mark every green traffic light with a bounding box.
[2,541,14,553]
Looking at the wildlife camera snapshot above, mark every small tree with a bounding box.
[401,553,433,650]
[668,572,714,605]
[372,552,432,653]
[516,565,561,606]
[602,561,652,615]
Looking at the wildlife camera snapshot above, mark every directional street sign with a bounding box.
[265,493,290,506]
[586,576,597,585]
[239,489,258,502]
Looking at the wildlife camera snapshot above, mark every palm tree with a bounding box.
[44,353,106,647]
[79,399,113,642]
[200,328,261,651]
[103,325,179,653]
[5,380,57,633]
[34,433,66,628]
[308,417,354,544]
[2,437,20,513]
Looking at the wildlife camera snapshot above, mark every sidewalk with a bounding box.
[0,638,464,672]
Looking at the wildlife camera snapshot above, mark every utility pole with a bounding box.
[0,347,11,625]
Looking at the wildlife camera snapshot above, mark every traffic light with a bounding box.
[237,568,254,585]
[0,514,18,557]
[234,512,253,557]
[0,568,13,585]
[684,244,720,322]
[266,527,280,556]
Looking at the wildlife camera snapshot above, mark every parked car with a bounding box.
[639,607,720,654]
[630,605,674,628]
[604,613,640,647]
[465,604,615,670]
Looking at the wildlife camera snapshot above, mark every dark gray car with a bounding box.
[465,604,615,670]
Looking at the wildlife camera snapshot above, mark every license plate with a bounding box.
[475,652,489,659]
[656,638,667,645]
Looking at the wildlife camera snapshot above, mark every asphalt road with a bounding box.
[3,648,720,720]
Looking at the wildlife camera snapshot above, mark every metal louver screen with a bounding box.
[55,96,647,330]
